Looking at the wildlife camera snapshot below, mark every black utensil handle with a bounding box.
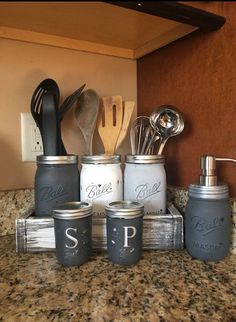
[57,127,67,155]
[59,83,86,121]
[42,93,57,156]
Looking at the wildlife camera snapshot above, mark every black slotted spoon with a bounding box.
[30,78,66,155]
[31,78,60,131]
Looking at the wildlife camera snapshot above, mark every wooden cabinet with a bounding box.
[0,2,225,59]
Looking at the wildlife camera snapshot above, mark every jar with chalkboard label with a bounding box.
[124,155,166,215]
[80,155,123,216]
[35,155,79,216]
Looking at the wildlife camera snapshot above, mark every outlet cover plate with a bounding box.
[21,113,43,162]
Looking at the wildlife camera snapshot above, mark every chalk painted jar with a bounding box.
[53,201,92,267]
[124,155,166,215]
[185,185,231,261]
[35,155,79,217]
[80,155,123,216]
[106,200,144,266]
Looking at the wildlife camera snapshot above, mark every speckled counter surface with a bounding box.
[0,235,235,322]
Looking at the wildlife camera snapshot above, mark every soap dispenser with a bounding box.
[185,155,236,261]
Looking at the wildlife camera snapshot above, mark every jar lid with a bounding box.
[53,201,92,219]
[188,184,229,199]
[82,154,121,164]
[37,155,78,165]
[125,155,164,164]
[105,200,144,219]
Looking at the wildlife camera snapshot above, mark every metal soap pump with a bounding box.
[185,155,236,261]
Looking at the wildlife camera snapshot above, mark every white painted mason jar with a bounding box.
[124,155,167,215]
[80,155,123,216]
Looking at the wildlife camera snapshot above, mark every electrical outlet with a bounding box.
[21,113,43,162]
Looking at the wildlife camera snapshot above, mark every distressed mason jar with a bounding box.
[53,201,92,267]
[124,155,166,215]
[35,155,79,217]
[106,200,144,266]
[80,154,123,216]
[185,184,232,261]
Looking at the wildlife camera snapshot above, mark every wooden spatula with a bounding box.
[97,96,123,155]
[115,101,135,152]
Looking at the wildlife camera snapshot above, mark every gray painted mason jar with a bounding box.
[105,200,144,266]
[35,155,79,216]
[185,185,232,261]
[53,201,92,267]
[80,155,123,216]
[124,155,167,215]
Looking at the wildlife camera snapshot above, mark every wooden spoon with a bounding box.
[74,89,100,155]
[115,100,135,152]
[97,96,123,155]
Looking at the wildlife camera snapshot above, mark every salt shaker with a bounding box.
[53,201,92,267]
[80,154,123,216]
[106,200,144,266]
[124,155,167,215]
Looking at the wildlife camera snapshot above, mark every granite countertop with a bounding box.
[0,235,235,322]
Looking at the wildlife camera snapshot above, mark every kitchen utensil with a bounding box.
[140,123,156,155]
[30,78,67,155]
[115,101,135,152]
[130,116,146,154]
[144,134,159,155]
[74,89,100,155]
[97,96,123,155]
[57,83,86,155]
[41,92,58,155]
[130,116,151,154]
[59,83,86,122]
[31,78,60,134]
[150,105,184,155]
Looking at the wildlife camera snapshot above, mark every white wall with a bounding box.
[0,38,137,190]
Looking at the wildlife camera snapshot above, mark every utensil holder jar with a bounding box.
[80,155,123,216]
[124,155,167,215]
[35,155,79,217]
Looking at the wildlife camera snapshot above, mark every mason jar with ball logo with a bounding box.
[35,155,79,217]
[124,155,167,215]
[80,155,123,216]
[53,201,93,267]
[105,200,144,266]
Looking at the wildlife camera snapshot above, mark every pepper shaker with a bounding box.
[105,200,144,266]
